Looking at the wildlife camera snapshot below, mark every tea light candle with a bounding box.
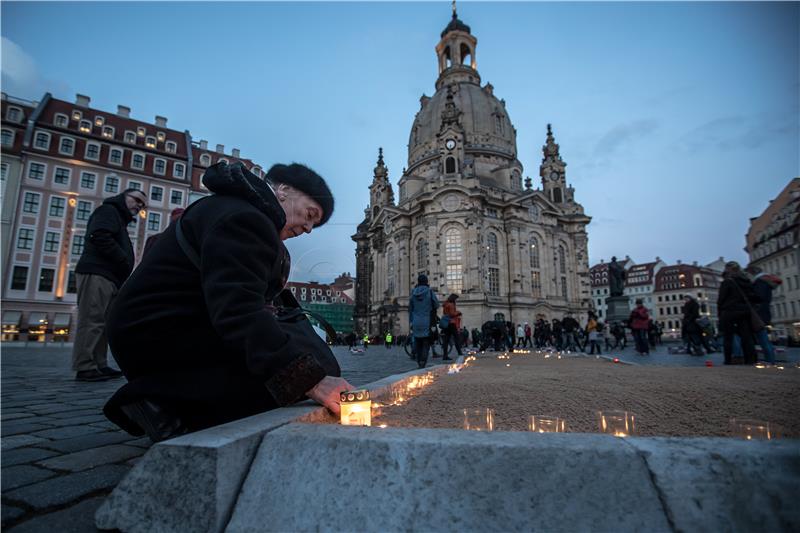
[529,415,566,433]
[597,410,636,437]
[340,389,372,426]
[463,408,495,431]
[730,418,778,440]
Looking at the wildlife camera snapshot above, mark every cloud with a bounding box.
[675,113,798,153]
[1,37,70,99]
[593,118,660,156]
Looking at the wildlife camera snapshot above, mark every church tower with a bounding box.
[352,5,592,336]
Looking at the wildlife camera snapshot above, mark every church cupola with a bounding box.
[539,124,574,203]
[369,147,395,214]
[435,2,480,90]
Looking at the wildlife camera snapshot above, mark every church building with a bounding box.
[352,7,592,335]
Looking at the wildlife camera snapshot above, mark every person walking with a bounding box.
[441,294,463,361]
[409,274,439,368]
[515,324,525,347]
[71,188,147,382]
[551,319,563,350]
[561,313,580,351]
[585,313,601,355]
[362,333,369,350]
[746,265,780,364]
[718,261,761,365]
[629,299,651,355]
[523,322,532,347]
[682,296,705,356]
[384,332,393,350]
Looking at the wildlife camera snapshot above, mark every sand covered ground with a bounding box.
[371,355,800,438]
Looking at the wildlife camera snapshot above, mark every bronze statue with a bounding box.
[608,256,626,297]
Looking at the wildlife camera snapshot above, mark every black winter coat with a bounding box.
[682,298,701,334]
[75,193,135,287]
[717,276,761,316]
[104,163,328,434]
[751,276,773,324]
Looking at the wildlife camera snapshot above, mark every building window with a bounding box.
[166,141,177,153]
[125,131,136,143]
[128,181,142,191]
[58,137,75,155]
[85,142,100,160]
[23,192,41,213]
[1,129,13,147]
[54,113,68,127]
[558,245,566,274]
[530,235,540,268]
[28,162,46,180]
[416,238,428,276]
[102,126,114,139]
[71,110,82,121]
[528,272,541,299]
[71,234,85,255]
[80,172,96,189]
[487,267,500,296]
[445,156,456,174]
[150,186,163,202]
[11,266,28,290]
[552,187,563,203]
[34,131,51,150]
[17,228,34,249]
[200,154,211,166]
[486,232,499,264]
[79,120,92,133]
[387,248,395,296]
[561,276,568,299]
[6,106,22,122]
[38,268,55,292]
[137,127,146,137]
[154,158,166,175]
[173,163,185,178]
[147,212,161,231]
[49,196,66,217]
[67,271,77,293]
[76,200,92,221]
[170,190,183,205]
[43,231,60,252]
[145,136,157,149]
[445,227,463,294]
[53,167,71,185]
[109,148,123,165]
[104,175,119,193]
[132,153,145,170]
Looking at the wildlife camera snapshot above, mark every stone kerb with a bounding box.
[95,365,448,533]
[227,425,800,533]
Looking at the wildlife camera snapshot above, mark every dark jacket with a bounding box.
[717,276,761,316]
[629,306,650,330]
[682,298,701,334]
[75,193,135,287]
[409,284,439,338]
[104,163,328,433]
[751,275,774,324]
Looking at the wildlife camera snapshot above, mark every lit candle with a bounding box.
[340,389,372,426]
[463,408,494,431]
[597,410,636,437]
[730,418,778,440]
[528,415,566,433]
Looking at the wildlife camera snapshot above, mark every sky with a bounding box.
[2,1,798,282]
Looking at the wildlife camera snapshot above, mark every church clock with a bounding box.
[445,139,456,151]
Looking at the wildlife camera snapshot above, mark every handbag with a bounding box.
[439,315,450,330]
[175,214,341,377]
[729,278,765,333]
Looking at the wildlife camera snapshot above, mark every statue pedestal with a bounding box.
[605,296,631,325]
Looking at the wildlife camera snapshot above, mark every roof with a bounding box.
[625,261,658,287]
[441,13,471,37]
[654,264,721,292]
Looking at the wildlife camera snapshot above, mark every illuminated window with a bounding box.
[102,126,114,139]
[124,131,136,143]
[79,120,92,133]
[71,110,82,121]
[166,141,177,153]
[445,227,463,294]
[145,136,157,149]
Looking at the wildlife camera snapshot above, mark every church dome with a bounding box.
[407,80,517,167]
[441,13,471,37]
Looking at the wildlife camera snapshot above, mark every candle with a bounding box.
[340,389,372,426]
[730,418,778,440]
[597,410,636,437]
[528,415,566,433]
[463,408,495,431]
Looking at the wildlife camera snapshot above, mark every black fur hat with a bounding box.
[265,163,334,227]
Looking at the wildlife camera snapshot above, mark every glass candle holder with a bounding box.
[340,389,371,426]
[463,408,494,431]
[730,418,779,440]
[597,410,636,437]
[528,415,566,433]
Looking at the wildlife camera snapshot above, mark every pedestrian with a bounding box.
[682,296,704,356]
[561,313,580,351]
[718,261,761,365]
[523,322,532,347]
[585,313,601,355]
[71,188,147,382]
[746,265,780,364]
[516,323,525,347]
[409,274,439,368]
[471,327,481,348]
[384,331,393,350]
[460,327,469,348]
[142,207,185,257]
[629,299,651,355]
[441,294,463,361]
[362,333,369,350]
[102,162,351,442]
[551,319,563,350]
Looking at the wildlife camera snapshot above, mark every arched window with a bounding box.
[529,236,540,268]
[416,238,428,277]
[559,245,566,274]
[487,233,499,264]
[552,187,563,203]
[444,46,452,69]
[445,228,463,294]
[445,157,456,174]
[200,154,211,166]
[387,248,395,297]
[460,43,472,66]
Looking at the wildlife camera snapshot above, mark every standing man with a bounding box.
[409,274,439,368]
[72,189,147,382]
[384,331,393,350]
[629,299,651,356]
[746,265,779,364]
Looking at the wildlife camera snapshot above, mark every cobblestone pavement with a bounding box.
[2,340,797,532]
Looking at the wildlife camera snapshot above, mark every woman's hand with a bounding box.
[306,376,354,416]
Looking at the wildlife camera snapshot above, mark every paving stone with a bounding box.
[4,465,129,510]
[1,465,57,491]
[1,447,59,467]
[6,496,106,533]
[1,504,25,527]
[124,437,152,449]
[1,435,49,451]
[37,445,145,472]
[48,408,103,419]
[35,431,131,453]
[87,420,118,430]
[26,403,77,415]
[1,421,55,437]
[31,424,106,440]
[31,414,107,428]
[0,412,36,421]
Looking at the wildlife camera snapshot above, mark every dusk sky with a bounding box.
[3,1,798,282]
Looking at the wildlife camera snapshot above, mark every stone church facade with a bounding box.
[352,9,592,335]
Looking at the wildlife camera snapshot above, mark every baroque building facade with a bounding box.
[352,9,591,335]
